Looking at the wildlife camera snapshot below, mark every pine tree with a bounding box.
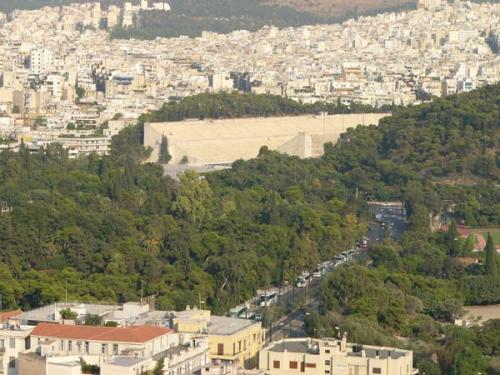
[484,233,497,277]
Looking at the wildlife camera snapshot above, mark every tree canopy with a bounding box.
[0,84,497,375]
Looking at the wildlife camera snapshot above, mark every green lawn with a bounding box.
[482,231,500,245]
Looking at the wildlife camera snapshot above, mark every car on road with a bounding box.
[259,291,278,307]
[253,313,264,321]
[295,276,307,288]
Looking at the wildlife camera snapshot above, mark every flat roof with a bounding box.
[207,316,257,336]
[268,339,408,359]
[50,361,81,368]
[108,357,147,367]
[356,348,406,360]
[16,302,118,323]
[269,340,310,354]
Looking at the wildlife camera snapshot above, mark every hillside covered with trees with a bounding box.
[303,84,499,375]
[0,85,498,374]
[328,84,500,226]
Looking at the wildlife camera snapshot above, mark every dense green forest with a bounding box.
[0,85,498,374]
[303,84,499,374]
[0,108,367,313]
[308,227,500,374]
[328,84,500,225]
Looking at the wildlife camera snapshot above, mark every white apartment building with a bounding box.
[0,327,33,375]
[0,311,34,375]
[58,136,111,158]
[43,75,62,101]
[259,336,417,375]
[29,49,54,75]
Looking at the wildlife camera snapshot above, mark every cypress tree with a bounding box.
[447,221,459,257]
[158,135,171,163]
[485,233,497,277]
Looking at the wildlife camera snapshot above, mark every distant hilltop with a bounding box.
[263,0,417,18]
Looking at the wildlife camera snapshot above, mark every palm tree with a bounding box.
[141,238,160,255]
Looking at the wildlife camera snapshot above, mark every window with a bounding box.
[77,341,82,352]
[60,340,64,351]
[113,344,118,355]
[325,371,330,374]
[9,338,15,349]
[217,343,224,356]
[102,344,108,354]
[305,363,316,368]
[85,341,89,354]
[68,341,72,351]
[273,360,280,369]
[289,361,298,369]
[373,368,381,374]
[325,349,330,354]
[9,357,15,368]
[325,360,331,366]
[0,339,4,349]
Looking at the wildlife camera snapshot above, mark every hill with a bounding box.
[0,84,497,374]
[326,84,500,226]
[264,0,416,18]
[0,0,416,39]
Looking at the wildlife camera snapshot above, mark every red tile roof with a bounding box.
[31,323,172,343]
[0,309,22,323]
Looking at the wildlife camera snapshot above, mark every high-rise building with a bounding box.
[29,48,54,75]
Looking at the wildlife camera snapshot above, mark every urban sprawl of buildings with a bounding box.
[0,0,498,159]
[0,300,416,375]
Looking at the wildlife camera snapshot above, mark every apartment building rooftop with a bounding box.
[0,309,22,323]
[206,315,257,336]
[109,356,148,367]
[267,337,410,360]
[31,322,172,343]
[15,302,118,324]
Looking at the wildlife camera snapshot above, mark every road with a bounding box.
[240,202,408,341]
[367,203,407,243]
[270,308,306,341]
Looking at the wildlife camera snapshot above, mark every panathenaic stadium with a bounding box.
[144,113,388,165]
